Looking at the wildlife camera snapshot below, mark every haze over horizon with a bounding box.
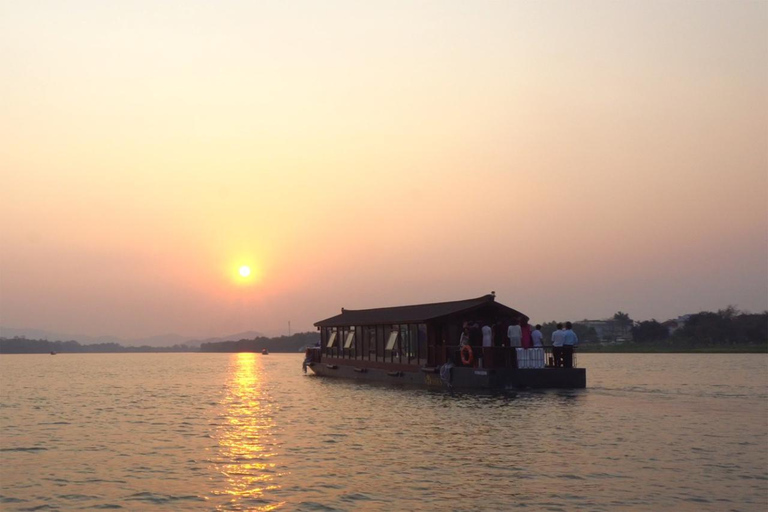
[1,1,766,340]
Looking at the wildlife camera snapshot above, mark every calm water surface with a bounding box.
[1,353,766,511]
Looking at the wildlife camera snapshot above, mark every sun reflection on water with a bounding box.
[212,353,283,510]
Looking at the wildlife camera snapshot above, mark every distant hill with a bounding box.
[0,327,126,345]
[186,331,264,348]
[0,331,318,354]
[0,338,195,354]
[200,332,320,353]
[0,327,263,348]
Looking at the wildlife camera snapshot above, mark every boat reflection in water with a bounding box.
[211,353,283,511]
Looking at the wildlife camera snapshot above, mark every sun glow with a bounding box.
[225,253,263,287]
[232,262,260,286]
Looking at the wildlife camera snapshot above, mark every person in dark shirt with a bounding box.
[562,321,579,368]
[469,322,483,346]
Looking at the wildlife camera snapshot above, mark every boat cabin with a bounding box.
[314,294,536,371]
[309,294,585,388]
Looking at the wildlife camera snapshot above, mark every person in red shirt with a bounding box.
[520,320,533,349]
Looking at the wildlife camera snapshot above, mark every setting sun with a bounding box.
[227,257,262,286]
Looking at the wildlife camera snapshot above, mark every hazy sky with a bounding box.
[1,0,766,339]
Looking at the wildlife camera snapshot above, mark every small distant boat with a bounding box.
[261,348,269,355]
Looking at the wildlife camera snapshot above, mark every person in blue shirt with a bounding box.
[562,322,579,368]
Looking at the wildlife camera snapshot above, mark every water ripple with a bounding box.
[0,353,765,511]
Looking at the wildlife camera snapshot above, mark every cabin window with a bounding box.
[376,325,386,360]
[445,323,460,345]
[418,324,428,363]
[344,329,355,349]
[385,330,399,351]
[365,327,375,360]
[327,329,338,348]
[400,324,411,363]
[408,324,419,363]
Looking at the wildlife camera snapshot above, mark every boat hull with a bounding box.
[308,363,586,389]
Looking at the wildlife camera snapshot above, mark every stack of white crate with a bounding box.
[516,348,545,368]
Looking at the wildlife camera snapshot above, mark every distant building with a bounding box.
[580,319,633,342]
[661,320,679,335]
[662,314,691,335]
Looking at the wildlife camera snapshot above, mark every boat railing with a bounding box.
[442,345,578,369]
[319,345,578,369]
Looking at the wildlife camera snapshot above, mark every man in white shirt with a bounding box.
[482,324,493,348]
[507,319,522,348]
[551,323,566,367]
[480,323,494,368]
[531,325,544,347]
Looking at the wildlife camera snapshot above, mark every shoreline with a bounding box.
[578,344,767,354]
[2,348,766,355]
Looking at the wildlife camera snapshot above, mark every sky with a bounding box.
[1,0,766,340]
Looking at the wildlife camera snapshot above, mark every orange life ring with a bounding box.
[460,344,474,366]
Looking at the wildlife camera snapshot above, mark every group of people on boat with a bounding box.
[549,321,579,368]
[458,318,579,368]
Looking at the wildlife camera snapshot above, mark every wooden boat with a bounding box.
[305,294,586,389]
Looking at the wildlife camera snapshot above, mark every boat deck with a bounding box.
[308,359,586,389]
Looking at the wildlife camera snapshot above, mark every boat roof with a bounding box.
[314,294,528,327]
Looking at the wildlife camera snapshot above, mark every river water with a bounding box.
[1,353,766,511]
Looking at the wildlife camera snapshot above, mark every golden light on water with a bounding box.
[212,353,284,510]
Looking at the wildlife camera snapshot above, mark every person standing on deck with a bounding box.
[520,320,533,349]
[531,325,544,347]
[459,325,470,347]
[493,321,505,347]
[482,324,493,348]
[507,318,522,348]
[480,323,494,368]
[469,322,483,346]
[562,322,579,368]
[551,323,566,367]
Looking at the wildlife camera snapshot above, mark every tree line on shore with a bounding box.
[2,307,765,354]
[0,332,320,354]
[545,307,767,348]
[0,338,196,354]
[199,332,318,353]
[632,307,766,346]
